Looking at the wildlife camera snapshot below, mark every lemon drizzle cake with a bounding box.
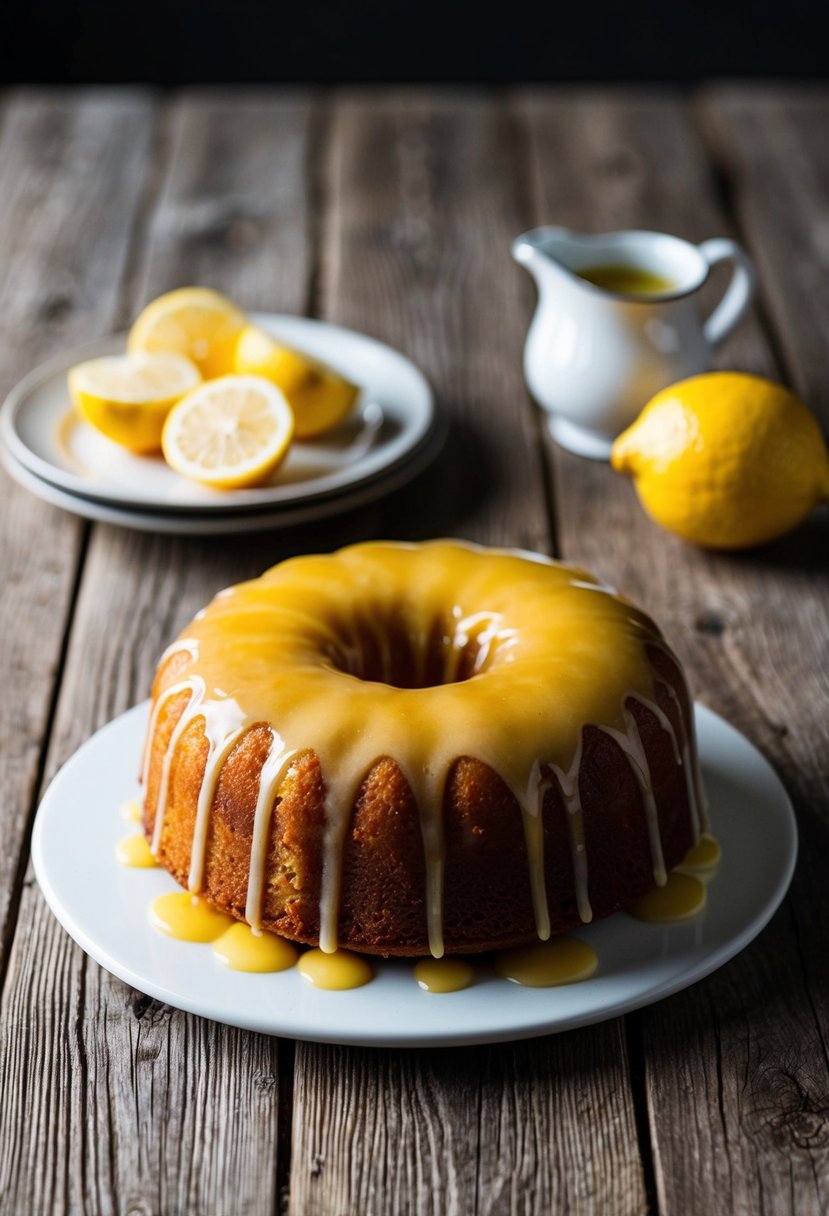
[141,540,706,958]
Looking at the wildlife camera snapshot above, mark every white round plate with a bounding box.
[1,416,446,535]
[32,701,796,1047]
[1,314,434,513]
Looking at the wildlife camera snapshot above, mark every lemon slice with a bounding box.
[128,287,248,379]
[68,352,201,453]
[161,375,294,489]
[235,325,359,438]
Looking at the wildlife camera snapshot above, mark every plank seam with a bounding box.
[0,522,91,1002]
[472,1064,484,1216]
[625,1013,661,1216]
[691,95,798,390]
[276,1038,296,1216]
[115,87,172,323]
[276,91,331,1216]
[786,896,829,1079]
[305,94,333,322]
[0,90,169,996]
[73,955,90,1212]
[506,90,564,558]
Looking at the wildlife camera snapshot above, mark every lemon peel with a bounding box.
[128,287,248,379]
[235,325,359,438]
[611,372,829,549]
[68,351,201,452]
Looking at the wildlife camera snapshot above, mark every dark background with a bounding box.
[3,0,826,84]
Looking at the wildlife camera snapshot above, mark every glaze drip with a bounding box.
[549,742,593,924]
[143,540,704,957]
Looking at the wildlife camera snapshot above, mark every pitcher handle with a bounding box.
[698,238,756,347]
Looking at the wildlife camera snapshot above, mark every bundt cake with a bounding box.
[141,540,706,958]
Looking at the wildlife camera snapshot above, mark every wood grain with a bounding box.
[288,91,647,1216]
[700,88,829,429]
[0,92,317,1216]
[292,1028,645,1216]
[519,88,829,1216]
[315,89,552,552]
[0,90,155,967]
[132,90,317,313]
[2,86,827,1216]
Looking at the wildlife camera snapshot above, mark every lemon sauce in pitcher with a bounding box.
[576,264,678,296]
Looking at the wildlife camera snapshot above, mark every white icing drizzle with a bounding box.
[405,766,447,959]
[140,666,194,790]
[659,680,705,841]
[635,693,682,765]
[517,765,551,942]
[245,731,298,931]
[317,772,363,955]
[142,542,708,957]
[550,739,593,925]
[158,637,199,667]
[188,724,246,892]
[601,706,668,887]
[642,631,709,838]
[149,678,204,854]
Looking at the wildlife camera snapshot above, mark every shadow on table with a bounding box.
[209,413,497,566]
[721,511,829,577]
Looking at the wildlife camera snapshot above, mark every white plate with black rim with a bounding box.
[0,314,435,514]
[32,700,797,1047]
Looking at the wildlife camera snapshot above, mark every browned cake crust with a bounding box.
[144,644,696,956]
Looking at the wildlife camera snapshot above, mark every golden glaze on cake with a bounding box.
[142,540,706,957]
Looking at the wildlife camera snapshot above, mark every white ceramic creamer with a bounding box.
[512,227,755,460]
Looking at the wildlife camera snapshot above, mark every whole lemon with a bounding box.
[611,372,829,549]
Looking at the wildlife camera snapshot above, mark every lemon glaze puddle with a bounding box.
[134,830,720,987]
[116,834,158,868]
[149,891,235,942]
[627,872,707,922]
[120,799,143,823]
[414,957,475,993]
[212,923,298,973]
[495,938,599,987]
[140,541,708,960]
[675,832,721,873]
[298,948,373,990]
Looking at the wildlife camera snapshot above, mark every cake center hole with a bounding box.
[327,610,512,689]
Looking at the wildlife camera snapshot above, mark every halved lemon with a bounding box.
[68,352,201,453]
[128,287,248,379]
[234,325,359,438]
[161,375,294,489]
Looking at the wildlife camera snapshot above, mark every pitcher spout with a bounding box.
[511,226,575,287]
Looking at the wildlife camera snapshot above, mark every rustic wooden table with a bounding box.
[0,86,827,1216]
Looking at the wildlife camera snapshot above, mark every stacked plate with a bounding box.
[0,314,443,535]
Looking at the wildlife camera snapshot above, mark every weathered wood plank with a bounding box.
[0,91,318,1216]
[474,1025,645,1216]
[519,87,829,1216]
[0,89,155,965]
[132,90,316,313]
[9,86,825,1216]
[700,88,829,429]
[293,1032,646,1216]
[316,89,551,552]
[288,90,647,1216]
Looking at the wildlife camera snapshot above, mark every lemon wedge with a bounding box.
[68,352,201,453]
[161,375,294,489]
[611,371,829,549]
[235,325,359,438]
[128,287,248,379]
